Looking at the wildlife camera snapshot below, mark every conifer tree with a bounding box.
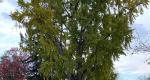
[11,0,149,80]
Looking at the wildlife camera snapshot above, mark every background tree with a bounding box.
[0,48,28,80]
[131,31,150,80]
[11,0,149,80]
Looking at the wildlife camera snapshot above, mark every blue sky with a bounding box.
[115,4,150,80]
[0,0,19,53]
[0,0,25,54]
[0,0,150,80]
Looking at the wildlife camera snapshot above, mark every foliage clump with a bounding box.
[11,0,149,80]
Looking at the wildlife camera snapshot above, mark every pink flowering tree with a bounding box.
[0,48,29,80]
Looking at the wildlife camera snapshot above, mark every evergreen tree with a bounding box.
[11,0,149,80]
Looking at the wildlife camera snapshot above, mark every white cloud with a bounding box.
[114,52,150,76]
[0,0,17,14]
[134,4,150,31]
[0,0,22,54]
[114,3,150,79]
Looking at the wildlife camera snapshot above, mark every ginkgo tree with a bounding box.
[11,0,149,80]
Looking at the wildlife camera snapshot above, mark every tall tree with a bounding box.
[11,0,149,80]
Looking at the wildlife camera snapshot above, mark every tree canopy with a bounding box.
[11,0,149,80]
[0,48,28,80]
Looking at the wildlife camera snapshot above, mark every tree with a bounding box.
[11,0,149,80]
[131,30,150,80]
[0,48,28,80]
